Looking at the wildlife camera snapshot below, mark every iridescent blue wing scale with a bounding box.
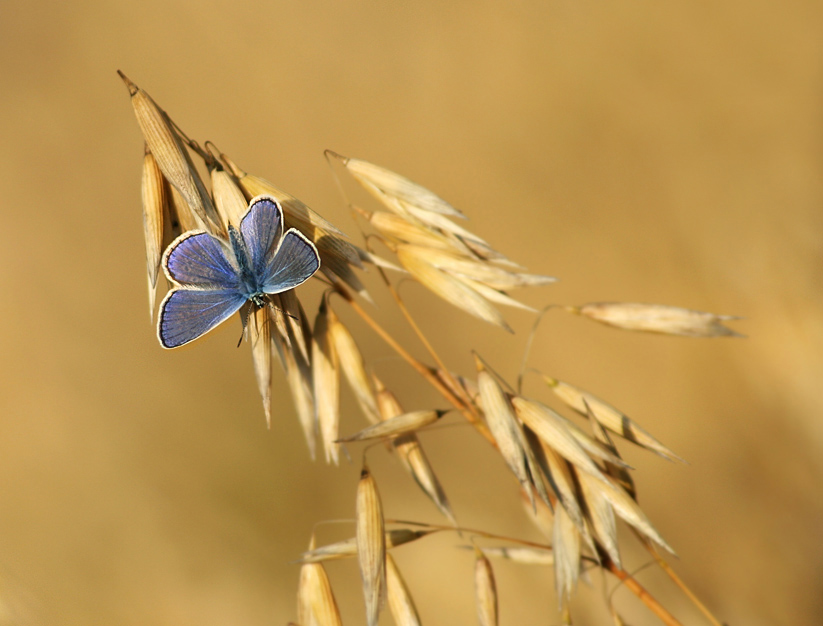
[163,231,240,289]
[239,197,284,279]
[157,288,247,348]
[261,229,321,294]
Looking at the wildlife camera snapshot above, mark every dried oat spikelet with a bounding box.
[475,355,534,505]
[119,72,217,230]
[569,302,742,338]
[386,554,422,626]
[338,409,446,443]
[313,300,340,464]
[208,160,248,231]
[327,151,466,219]
[141,145,166,319]
[298,529,433,564]
[356,463,386,626]
[473,547,499,626]
[250,306,273,427]
[511,397,607,484]
[166,181,207,233]
[592,473,674,554]
[577,469,621,567]
[543,375,684,463]
[281,332,317,459]
[327,311,380,424]
[396,244,512,331]
[407,246,555,291]
[374,377,457,525]
[553,505,581,607]
[298,535,343,626]
[586,404,636,499]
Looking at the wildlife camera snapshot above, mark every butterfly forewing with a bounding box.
[158,288,247,348]
[261,229,321,294]
[164,231,240,289]
[240,197,284,279]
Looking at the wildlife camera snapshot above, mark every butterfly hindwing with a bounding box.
[158,288,248,348]
[261,228,321,294]
[164,231,240,289]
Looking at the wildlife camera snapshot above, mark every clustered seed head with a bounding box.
[123,72,739,625]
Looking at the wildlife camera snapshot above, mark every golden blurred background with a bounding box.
[1,1,821,624]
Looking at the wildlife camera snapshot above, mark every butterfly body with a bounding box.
[157,196,320,349]
[226,224,268,307]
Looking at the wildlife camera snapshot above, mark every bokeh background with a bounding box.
[1,1,821,624]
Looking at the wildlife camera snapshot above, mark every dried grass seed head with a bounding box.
[356,463,387,626]
[570,302,743,338]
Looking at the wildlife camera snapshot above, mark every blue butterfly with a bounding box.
[158,195,321,348]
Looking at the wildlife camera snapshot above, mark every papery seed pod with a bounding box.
[592,474,674,554]
[396,203,508,264]
[475,356,533,505]
[356,464,386,626]
[368,211,472,255]
[455,275,537,313]
[553,506,581,607]
[543,375,683,462]
[328,309,380,424]
[537,405,630,469]
[277,319,316,460]
[250,306,272,427]
[313,300,340,464]
[209,163,247,231]
[328,151,466,219]
[474,548,499,626]
[386,554,422,626]
[339,410,445,443]
[281,289,311,363]
[577,469,620,567]
[298,529,433,564]
[374,377,457,525]
[519,426,555,509]
[511,397,606,483]
[141,146,166,319]
[396,245,511,331]
[403,245,554,290]
[167,181,207,233]
[586,407,636,498]
[119,72,217,230]
[569,302,742,338]
[534,445,592,548]
[298,535,343,626]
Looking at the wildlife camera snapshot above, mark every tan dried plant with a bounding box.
[121,72,739,626]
